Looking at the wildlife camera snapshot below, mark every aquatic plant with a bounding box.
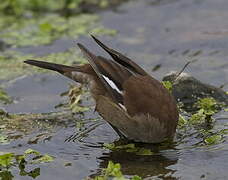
[0,149,54,179]
[88,161,142,180]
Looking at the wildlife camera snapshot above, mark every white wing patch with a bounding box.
[102,75,123,94]
[118,103,127,111]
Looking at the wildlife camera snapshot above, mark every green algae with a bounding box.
[0,47,87,81]
[36,48,87,66]
[0,111,73,138]
[0,88,12,104]
[0,85,89,138]
[0,0,127,17]
[0,13,116,47]
[0,50,34,80]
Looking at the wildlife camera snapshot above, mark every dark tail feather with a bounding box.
[77,43,122,105]
[24,60,76,74]
[90,35,147,76]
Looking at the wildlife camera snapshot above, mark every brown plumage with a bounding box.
[24,35,179,143]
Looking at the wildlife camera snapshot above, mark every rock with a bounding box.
[163,72,228,111]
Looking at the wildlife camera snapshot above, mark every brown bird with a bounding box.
[24,36,179,143]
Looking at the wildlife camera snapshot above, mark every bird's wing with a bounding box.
[77,43,125,105]
[91,35,148,76]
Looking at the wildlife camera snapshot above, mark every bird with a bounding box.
[24,35,179,143]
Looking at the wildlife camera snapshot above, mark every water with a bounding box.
[1,0,228,179]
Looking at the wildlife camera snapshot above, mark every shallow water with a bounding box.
[1,0,228,179]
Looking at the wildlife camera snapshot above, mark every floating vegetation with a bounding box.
[178,114,188,127]
[88,161,142,180]
[162,80,173,92]
[0,88,12,104]
[0,0,128,17]
[0,14,116,47]
[35,48,87,66]
[189,97,223,124]
[65,85,90,113]
[0,48,87,80]
[0,124,9,145]
[56,84,90,114]
[0,149,54,179]
[196,97,223,115]
[0,111,75,138]
[176,97,228,146]
[204,134,223,145]
[0,50,34,80]
[199,128,228,146]
[103,143,154,156]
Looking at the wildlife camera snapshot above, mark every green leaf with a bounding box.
[31,154,54,164]
[24,148,40,156]
[105,161,122,177]
[27,168,40,178]
[178,114,187,126]
[204,135,222,145]
[0,170,14,180]
[0,153,14,167]
[131,175,142,180]
[90,161,142,180]
[162,81,173,92]
[189,109,206,123]
[196,97,221,115]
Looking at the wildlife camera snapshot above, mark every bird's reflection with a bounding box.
[90,140,179,179]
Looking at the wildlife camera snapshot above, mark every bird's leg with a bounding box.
[109,123,128,140]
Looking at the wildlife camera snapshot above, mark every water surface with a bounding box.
[1,0,228,179]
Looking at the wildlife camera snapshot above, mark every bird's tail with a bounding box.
[24,59,93,84]
[24,60,78,74]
